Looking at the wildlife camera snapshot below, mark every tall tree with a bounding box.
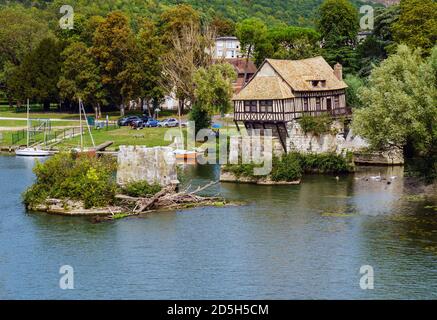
[193,62,236,117]
[92,11,143,115]
[19,37,63,111]
[317,0,360,73]
[158,4,201,47]
[58,41,107,116]
[137,20,166,117]
[392,0,437,55]
[236,18,269,78]
[352,45,437,157]
[0,5,51,105]
[161,24,214,115]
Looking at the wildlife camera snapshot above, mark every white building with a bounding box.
[213,36,242,59]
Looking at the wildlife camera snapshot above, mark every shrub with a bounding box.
[223,162,259,178]
[298,114,333,136]
[122,180,162,197]
[222,151,352,182]
[189,103,211,134]
[297,152,353,173]
[23,152,117,209]
[271,154,303,181]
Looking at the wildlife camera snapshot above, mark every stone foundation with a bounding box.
[286,120,369,155]
[353,149,404,165]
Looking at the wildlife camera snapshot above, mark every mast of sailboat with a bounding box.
[78,98,95,150]
[26,99,30,147]
[79,98,83,150]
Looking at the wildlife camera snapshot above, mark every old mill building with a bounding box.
[232,56,350,151]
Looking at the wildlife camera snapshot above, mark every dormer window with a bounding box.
[310,80,326,88]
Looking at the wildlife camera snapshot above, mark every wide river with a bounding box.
[1,155,436,299]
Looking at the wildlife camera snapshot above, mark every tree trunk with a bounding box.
[179,98,185,115]
[120,103,125,117]
[243,44,252,86]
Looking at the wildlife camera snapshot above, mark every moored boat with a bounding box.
[15,147,51,157]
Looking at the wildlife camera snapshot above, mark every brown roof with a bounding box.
[233,75,294,100]
[266,57,347,91]
[233,56,347,101]
[222,58,257,75]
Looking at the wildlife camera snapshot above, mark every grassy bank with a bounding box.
[56,126,183,150]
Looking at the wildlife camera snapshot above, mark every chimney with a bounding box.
[334,63,343,81]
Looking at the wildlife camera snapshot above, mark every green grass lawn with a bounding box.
[0,119,80,127]
[56,126,185,151]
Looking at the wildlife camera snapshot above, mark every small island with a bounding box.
[23,150,226,220]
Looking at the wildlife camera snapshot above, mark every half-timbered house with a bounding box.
[232,56,350,150]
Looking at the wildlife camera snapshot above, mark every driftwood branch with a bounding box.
[115,181,223,215]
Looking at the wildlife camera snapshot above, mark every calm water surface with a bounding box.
[1,155,437,299]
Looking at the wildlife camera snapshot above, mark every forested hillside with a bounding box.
[1,0,375,26]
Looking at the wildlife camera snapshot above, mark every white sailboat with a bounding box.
[15,99,51,157]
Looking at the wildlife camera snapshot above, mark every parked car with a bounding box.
[145,118,159,127]
[118,116,141,126]
[131,116,149,129]
[158,118,179,127]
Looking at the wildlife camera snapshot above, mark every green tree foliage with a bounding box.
[0,5,50,66]
[58,41,106,114]
[158,4,201,46]
[189,103,211,133]
[236,17,270,68]
[356,5,400,76]
[137,20,166,116]
[392,0,437,55]
[352,45,437,156]
[209,16,236,36]
[267,26,321,60]
[92,11,143,115]
[0,5,51,104]
[344,74,364,108]
[317,0,360,73]
[19,37,63,110]
[193,63,236,116]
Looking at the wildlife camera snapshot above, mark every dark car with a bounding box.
[145,118,159,127]
[131,116,150,129]
[117,116,141,126]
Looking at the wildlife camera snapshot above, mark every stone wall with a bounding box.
[285,119,404,164]
[117,146,178,186]
[228,135,284,164]
[286,120,369,155]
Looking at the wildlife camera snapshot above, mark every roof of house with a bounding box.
[218,58,257,75]
[232,76,294,100]
[233,56,347,101]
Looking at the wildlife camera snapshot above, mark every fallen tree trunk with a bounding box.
[115,181,223,215]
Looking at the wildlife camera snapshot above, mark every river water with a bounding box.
[0,155,437,299]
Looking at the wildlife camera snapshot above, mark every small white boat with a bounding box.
[15,147,51,157]
[15,99,50,157]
